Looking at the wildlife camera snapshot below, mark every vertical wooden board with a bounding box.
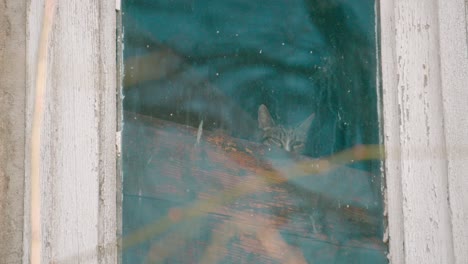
[382,0,468,263]
[384,0,454,263]
[379,0,405,263]
[0,0,26,263]
[437,0,468,263]
[23,0,43,262]
[97,0,117,263]
[46,0,100,261]
[25,0,117,263]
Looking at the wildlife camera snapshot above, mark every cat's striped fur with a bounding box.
[258,104,315,153]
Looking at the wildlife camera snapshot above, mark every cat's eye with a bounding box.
[291,142,304,149]
[267,138,283,147]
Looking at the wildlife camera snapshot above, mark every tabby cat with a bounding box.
[258,104,315,153]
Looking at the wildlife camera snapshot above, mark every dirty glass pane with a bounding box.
[121,0,387,263]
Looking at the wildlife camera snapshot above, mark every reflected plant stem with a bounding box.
[122,144,383,250]
[31,1,56,264]
[144,219,205,263]
[198,221,236,264]
[257,226,308,264]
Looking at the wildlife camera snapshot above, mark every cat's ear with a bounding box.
[258,104,275,129]
[296,112,315,136]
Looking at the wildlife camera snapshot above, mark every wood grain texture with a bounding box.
[379,0,405,262]
[437,0,468,263]
[0,0,27,263]
[123,112,386,263]
[381,0,468,263]
[97,0,117,263]
[24,0,116,263]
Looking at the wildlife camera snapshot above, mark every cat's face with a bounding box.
[258,104,315,153]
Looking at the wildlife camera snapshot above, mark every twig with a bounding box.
[31,1,56,263]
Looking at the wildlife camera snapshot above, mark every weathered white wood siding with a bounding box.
[0,0,27,263]
[1,0,467,263]
[381,0,468,263]
[22,0,117,263]
[438,1,468,263]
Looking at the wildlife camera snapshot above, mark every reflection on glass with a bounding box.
[121,0,387,263]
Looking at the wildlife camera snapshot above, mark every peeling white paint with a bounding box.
[381,0,468,263]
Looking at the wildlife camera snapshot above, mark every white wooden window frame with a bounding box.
[0,0,467,263]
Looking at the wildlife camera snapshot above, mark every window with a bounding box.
[121,0,386,263]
